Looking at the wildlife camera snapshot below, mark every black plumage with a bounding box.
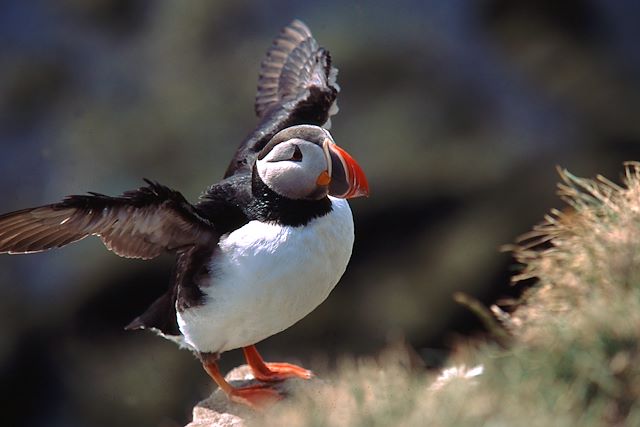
[247,168,333,227]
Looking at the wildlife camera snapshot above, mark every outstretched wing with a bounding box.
[255,19,339,118]
[224,20,340,178]
[0,180,216,260]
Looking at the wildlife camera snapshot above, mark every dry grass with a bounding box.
[254,162,640,426]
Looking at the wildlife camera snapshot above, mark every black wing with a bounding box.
[0,180,216,260]
[254,19,339,118]
[126,177,252,336]
[224,19,340,178]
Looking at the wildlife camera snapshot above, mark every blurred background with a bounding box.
[1,1,639,426]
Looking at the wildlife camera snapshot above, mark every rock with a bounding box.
[185,365,303,427]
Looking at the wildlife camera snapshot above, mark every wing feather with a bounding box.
[225,20,340,178]
[254,19,339,118]
[0,180,216,259]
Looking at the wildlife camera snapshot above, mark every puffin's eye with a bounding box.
[290,145,303,162]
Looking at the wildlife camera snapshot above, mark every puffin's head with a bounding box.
[256,125,369,201]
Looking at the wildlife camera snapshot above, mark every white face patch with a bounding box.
[256,139,329,200]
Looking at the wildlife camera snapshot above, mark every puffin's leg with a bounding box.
[199,352,282,409]
[243,345,314,382]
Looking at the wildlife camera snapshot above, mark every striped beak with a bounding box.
[322,139,369,199]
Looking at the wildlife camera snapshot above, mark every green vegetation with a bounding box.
[257,162,640,426]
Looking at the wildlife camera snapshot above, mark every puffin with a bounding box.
[0,20,368,407]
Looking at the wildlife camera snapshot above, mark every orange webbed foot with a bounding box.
[252,361,314,382]
[228,383,283,409]
[201,354,286,410]
[243,345,314,382]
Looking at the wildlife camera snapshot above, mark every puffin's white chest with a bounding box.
[177,197,354,353]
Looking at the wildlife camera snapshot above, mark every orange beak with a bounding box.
[324,140,369,199]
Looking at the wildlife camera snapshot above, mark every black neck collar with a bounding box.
[248,168,333,227]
